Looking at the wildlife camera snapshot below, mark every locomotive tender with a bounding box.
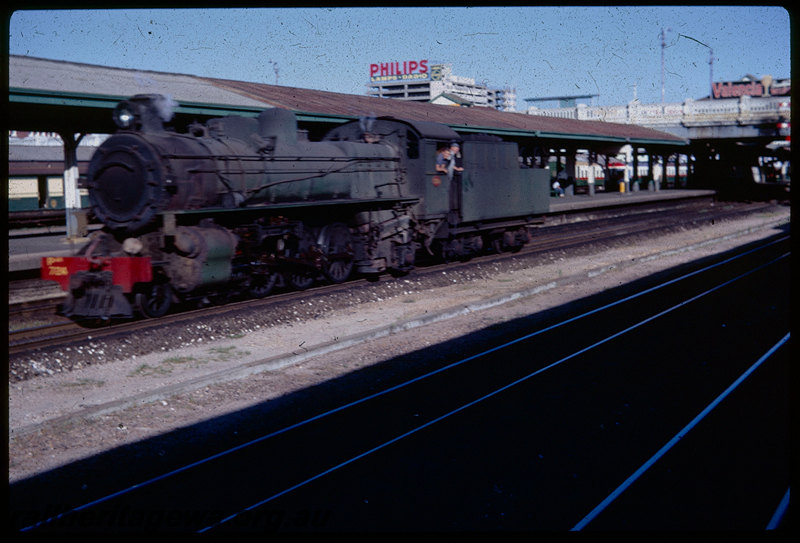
[42,94,550,319]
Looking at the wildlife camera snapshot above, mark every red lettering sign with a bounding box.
[712,80,766,99]
[369,60,429,81]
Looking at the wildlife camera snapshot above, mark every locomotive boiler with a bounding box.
[42,94,550,320]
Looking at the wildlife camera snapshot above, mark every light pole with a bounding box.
[660,27,672,103]
[709,48,714,95]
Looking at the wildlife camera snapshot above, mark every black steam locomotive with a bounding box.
[42,94,550,319]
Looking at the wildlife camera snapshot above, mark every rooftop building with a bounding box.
[366,62,516,111]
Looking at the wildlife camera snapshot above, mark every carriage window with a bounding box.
[406,130,419,159]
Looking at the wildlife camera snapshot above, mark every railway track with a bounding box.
[10,232,791,531]
[7,200,781,357]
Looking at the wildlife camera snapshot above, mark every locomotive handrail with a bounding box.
[162,153,401,163]
[244,168,392,197]
[159,197,421,215]
[173,155,402,198]
[188,164,401,176]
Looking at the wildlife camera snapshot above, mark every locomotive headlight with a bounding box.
[122,237,144,255]
[113,102,136,129]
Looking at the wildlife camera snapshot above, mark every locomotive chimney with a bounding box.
[113,94,173,133]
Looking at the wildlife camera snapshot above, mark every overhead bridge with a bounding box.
[525,95,790,147]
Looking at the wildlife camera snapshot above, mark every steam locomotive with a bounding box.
[41,94,550,320]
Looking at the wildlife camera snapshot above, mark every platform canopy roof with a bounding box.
[9,55,687,150]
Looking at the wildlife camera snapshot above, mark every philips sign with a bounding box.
[370,60,429,82]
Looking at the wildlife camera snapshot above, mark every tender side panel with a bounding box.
[460,141,549,222]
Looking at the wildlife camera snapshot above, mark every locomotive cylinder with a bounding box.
[165,225,238,293]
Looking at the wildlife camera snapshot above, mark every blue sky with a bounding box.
[8,6,791,109]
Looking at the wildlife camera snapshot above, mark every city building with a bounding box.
[366,61,516,111]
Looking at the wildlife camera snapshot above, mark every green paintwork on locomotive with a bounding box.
[202,109,402,208]
[459,140,550,222]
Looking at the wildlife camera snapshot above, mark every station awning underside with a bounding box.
[8,56,687,153]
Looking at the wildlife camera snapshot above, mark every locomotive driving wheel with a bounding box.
[288,270,315,291]
[249,271,279,298]
[134,281,173,318]
[324,259,354,284]
[319,222,355,284]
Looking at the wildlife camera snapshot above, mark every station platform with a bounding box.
[7,189,716,275]
[8,230,92,274]
[548,188,715,213]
